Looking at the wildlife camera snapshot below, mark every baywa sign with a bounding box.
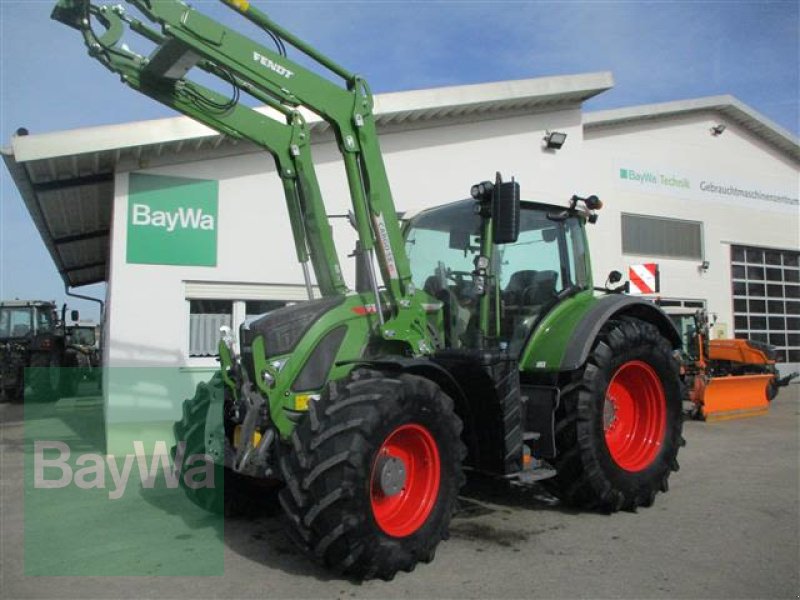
[617,163,798,209]
[127,173,219,266]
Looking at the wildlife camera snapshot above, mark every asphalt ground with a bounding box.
[1,385,798,599]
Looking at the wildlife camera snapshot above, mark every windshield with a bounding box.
[0,307,33,338]
[69,327,96,346]
[406,200,589,354]
[36,308,55,333]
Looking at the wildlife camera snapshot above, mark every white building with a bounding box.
[4,73,799,379]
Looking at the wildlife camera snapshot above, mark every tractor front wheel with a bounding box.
[546,317,683,512]
[279,368,465,580]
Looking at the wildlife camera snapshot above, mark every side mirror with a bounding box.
[492,179,520,244]
[605,270,628,293]
[71,310,79,322]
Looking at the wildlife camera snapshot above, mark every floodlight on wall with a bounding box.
[543,130,567,150]
[710,124,726,136]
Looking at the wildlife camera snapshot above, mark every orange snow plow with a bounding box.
[693,373,772,421]
[665,308,797,421]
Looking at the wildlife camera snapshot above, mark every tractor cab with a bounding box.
[405,197,592,355]
[0,301,57,340]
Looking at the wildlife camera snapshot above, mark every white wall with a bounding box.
[104,105,799,374]
[584,113,799,373]
[105,108,584,368]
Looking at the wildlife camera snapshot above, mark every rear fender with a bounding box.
[559,295,681,370]
[519,292,681,373]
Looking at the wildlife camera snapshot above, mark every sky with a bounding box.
[1,0,798,322]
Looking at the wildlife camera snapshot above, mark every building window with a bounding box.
[188,298,297,358]
[621,213,703,260]
[731,245,800,363]
[189,300,232,357]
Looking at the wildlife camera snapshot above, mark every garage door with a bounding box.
[731,245,800,370]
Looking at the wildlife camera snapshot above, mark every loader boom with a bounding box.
[52,0,431,350]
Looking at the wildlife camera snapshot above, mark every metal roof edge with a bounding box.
[584,95,800,161]
[8,72,614,164]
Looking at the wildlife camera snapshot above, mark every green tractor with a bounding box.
[54,0,684,580]
[0,300,80,401]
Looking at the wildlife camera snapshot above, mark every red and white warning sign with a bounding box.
[628,263,659,295]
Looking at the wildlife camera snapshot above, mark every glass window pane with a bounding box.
[750,316,767,330]
[768,316,786,330]
[731,265,746,279]
[749,299,766,313]
[748,283,765,297]
[767,284,783,298]
[785,285,800,299]
[766,268,783,282]
[787,317,800,330]
[734,316,748,330]
[768,299,785,314]
[732,281,747,296]
[788,349,800,362]
[769,333,786,347]
[787,302,800,315]
[0,307,33,338]
[733,298,747,312]
[731,246,745,262]
[765,251,782,265]
[746,248,764,263]
[750,332,767,343]
[785,269,799,283]
[784,254,799,267]
[747,266,765,280]
[189,300,232,357]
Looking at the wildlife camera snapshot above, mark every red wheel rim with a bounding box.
[603,360,667,472]
[370,423,441,537]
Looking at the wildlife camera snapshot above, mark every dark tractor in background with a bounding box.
[0,300,83,401]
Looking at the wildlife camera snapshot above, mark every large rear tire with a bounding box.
[279,368,465,580]
[546,317,683,512]
[28,352,61,402]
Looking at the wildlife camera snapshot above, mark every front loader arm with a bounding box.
[54,0,433,353]
[52,0,348,297]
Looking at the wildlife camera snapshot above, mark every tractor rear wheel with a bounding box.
[546,317,683,512]
[279,368,465,580]
[28,352,61,401]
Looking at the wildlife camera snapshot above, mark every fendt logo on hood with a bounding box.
[132,204,215,233]
[252,51,295,79]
